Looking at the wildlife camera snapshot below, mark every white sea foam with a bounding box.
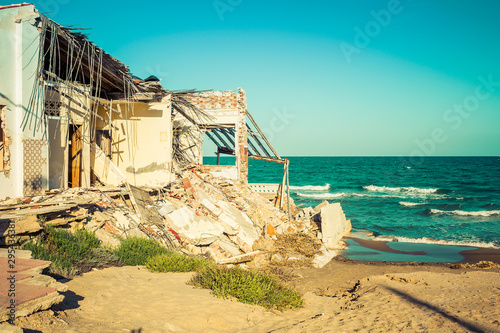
[289,184,331,191]
[363,185,439,194]
[429,209,500,217]
[296,192,345,199]
[399,202,426,207]
[350,193,374,198]
[373,235,499,249]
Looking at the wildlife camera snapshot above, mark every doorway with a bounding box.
[68,125,82,187]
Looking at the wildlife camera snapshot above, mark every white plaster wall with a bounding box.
[203,108,238,126]
[47,117,67,188]
[112,99,173,187]
[0,5,45,200]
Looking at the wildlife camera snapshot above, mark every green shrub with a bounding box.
[75,228,101,249]
[146,253,211,273]
[190,266,304,310]
[86,247,121,264]
[115,237,170,266]
[45,227,100,261]
[21,228,101,278]
[21,240,79,278]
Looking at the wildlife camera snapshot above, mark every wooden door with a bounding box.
[70,125,82,187]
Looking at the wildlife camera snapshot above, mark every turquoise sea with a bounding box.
[204,156,500,262]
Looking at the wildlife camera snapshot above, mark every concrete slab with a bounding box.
[0,215,42,236]
[167,207,224,243]
[320,203,352,249]
[0,255,65,322]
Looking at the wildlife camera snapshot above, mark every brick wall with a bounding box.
[185,91,238,110]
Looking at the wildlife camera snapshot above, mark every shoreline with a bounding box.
[343,236,500,264]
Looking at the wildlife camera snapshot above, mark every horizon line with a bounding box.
[203,155,500,158]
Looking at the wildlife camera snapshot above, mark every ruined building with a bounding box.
[0,3,289,202]
[0,3,353,273]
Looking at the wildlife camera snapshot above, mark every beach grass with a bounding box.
[21,227,101,277]
[190,265,304,310]
[45,226,100,261]
[146,253,211,272]
[21,239,79,277]
[114,237,171,266]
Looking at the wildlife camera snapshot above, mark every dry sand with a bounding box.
[13,260,500,333]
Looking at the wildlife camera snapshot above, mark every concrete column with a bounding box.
[81,95,91,187]
[13,18,24,197]
[159,94,174,182]
[235,88,248,183]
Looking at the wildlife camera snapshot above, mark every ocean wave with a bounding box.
[434,204,463,210]
[289,184,331,191]
[399,202,426,207]
[373,235,499,249]
[427,209,500,217]
[364,185,439,194]
[296,192,345,200]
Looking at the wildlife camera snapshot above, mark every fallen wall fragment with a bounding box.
[0,165,352,269]
[319,202,352,249]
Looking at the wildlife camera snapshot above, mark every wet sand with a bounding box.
[460,247,500,263]
[347,237,427,255]
[346,236,500,264]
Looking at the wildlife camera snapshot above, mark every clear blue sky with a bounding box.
[17,0,500,156]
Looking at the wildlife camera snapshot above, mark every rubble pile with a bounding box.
[0,166,352,268]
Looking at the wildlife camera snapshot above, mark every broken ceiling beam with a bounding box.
[210,129,232,150]
[205,131,223,149]
[241,126,267,157]
[48,24,132,94]
[245,109,281,159]
[248,155,286,164]
[172,104,198,126]
[216,128,236,148]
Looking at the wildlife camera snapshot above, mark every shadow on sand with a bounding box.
[384,286,485,333]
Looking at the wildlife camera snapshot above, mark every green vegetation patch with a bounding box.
[45,227,100,261]
[114,237,170,266]
[190,266,304,310]
[146,253,211,273]
[21,227,115,278]
[21,240,78,278]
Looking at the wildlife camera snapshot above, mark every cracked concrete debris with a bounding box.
[0,166,351,267]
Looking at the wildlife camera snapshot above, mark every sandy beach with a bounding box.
[12,258,500,333]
